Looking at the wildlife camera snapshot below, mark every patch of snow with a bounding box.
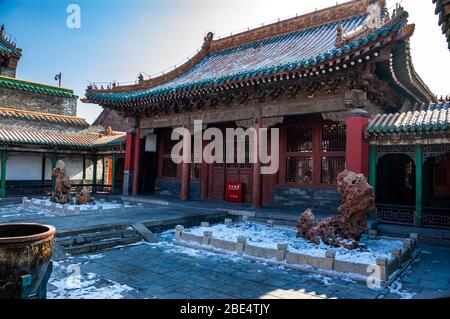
[48,263,134,299]
[184,221,402,264]
[388,280,417,299]
[306,274,335,286]
[32,198,132,211]
[0,199,137,222]
[80,254,105,260]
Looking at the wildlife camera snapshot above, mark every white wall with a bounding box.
[3,154,43,181]
[0,154,108,182]
[60,157,84,180]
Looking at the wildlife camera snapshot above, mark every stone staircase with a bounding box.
[56,225,143,255]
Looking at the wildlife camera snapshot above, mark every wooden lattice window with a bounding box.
[161,133,179,178]
[191,163,201,180]
[225,138,252,168]
[286,157,313,184]
[162,158,178,178]
[322,124,346,152]
[433,154,450,195]
[287,127,313,153]
[320,157,346,184]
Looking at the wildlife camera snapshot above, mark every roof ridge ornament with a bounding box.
[202,32,214,50]
[336,0,386,47]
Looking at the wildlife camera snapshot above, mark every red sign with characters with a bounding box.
[225,182,244,203]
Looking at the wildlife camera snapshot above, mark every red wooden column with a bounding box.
[181,130,191,201]
[252,118,262,208]
[200,140,209,199]
[123,131,135,195]
[346,109,370,176]
[131,128,142,195]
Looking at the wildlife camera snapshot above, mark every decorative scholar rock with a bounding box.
[75,188,94,205]
[296,170,375,250]
[50,160,72,204]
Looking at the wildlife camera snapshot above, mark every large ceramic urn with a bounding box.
[0,223,55,299]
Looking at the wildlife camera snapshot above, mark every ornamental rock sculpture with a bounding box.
[296,170,375,250]
[50,160,72,204]
[75,188,94,205]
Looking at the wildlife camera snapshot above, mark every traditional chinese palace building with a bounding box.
[0,25,126,198]
[84,0,450,229]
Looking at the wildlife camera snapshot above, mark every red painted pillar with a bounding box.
[200,140,208,199]
[200,163,208,199]
[252,118,262,208]
[123,132,135,195]
[181,162,191,201]
[132,128,142,195]
[181,128,192,201]
[346,109,370,176]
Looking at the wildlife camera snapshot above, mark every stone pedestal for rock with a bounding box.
[50,160,72,204]
[296,170,375,250]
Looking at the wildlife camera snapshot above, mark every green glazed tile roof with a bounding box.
[0,129,126,149]
[0,76,78,98]
[0,107,89,127]
[367,101,450,136]
[86,12,409,104]
[0,37,21,57]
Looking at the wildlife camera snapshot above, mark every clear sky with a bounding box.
[1,0,449,123]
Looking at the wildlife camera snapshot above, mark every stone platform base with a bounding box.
[173,220,420,286]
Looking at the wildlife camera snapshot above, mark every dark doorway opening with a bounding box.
[376,154,415,206]
[140,150,157,195]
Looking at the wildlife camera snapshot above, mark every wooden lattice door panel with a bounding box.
[432,153,450,195]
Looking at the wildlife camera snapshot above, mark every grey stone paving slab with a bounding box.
[26,202,449,300]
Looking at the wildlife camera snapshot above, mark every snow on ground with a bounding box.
[0,199,136,221]
[31,198,134,211]
[48,261,135,299]
[42,230,418,299]
[184,221,403,264]
[80,253,105,260]
[387,279,417,299]
[0,205,55,221]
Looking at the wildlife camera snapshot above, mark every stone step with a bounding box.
[56,224,130,238]
[377,223,450,246]
[247,216,297,227]
[56,228,137,246]
[63,236,142,255]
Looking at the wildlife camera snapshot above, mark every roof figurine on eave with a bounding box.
[0,24,21,59]
[433,0,450,49]
[84,0,434,107]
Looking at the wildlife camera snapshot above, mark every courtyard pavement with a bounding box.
[47,230,450,299]
[0,201,223,232]
[1,198,449,299]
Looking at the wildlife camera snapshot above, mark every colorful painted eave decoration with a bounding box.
[0,76,78,99]
[86,12,409,105]
[366,101,450,136]
[0,129,126,149]
[0,107,89,127]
